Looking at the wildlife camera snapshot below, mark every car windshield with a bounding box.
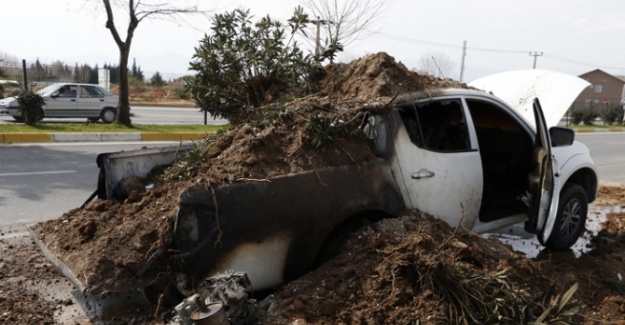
[37,84,64,97]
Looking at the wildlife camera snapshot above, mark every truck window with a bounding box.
[398,99,470,152]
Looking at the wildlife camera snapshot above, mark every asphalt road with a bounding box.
[0,142,182,228]
[576,132,625,184]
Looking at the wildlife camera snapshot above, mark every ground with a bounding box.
[3,185,625,324]
[2,53,625,324]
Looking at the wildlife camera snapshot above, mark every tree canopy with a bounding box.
[187,7,338,124]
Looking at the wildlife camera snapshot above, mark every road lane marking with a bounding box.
[0,170,76,177]
[597,163,625,169]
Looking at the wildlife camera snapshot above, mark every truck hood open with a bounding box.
[469,69,590,128]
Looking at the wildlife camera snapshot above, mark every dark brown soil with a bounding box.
[32,52,469,296]
[4,186,625,324]
[4,52,625,324]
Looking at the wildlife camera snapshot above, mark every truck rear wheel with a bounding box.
[544,184,588,250]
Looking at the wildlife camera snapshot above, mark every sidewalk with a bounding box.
[0,132,209,143]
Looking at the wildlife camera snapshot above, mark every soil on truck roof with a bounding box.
[3,52,623,324]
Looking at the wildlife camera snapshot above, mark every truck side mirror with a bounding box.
[549,126,574,147]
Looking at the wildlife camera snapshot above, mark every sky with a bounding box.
[3,0,625,82]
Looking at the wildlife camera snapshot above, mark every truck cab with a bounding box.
[379,88,597,250]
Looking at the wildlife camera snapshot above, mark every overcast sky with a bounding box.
[3,0,625,82]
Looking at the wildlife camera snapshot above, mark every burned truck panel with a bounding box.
[96,144,195,200]
[173,159,405,291]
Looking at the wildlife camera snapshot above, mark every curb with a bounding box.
[1,128,621,144]
[573,128,625,133]
[0,132,209,143]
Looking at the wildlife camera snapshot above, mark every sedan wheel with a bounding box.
[545,184,588,250]
[101,108,117,124]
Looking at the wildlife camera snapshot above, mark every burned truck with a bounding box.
[34,70,597,304]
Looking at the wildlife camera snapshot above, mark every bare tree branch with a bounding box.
[418,52,455,79]
[300,0,394,49]
[97,0,211,126]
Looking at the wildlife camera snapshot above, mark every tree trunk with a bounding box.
[116,47,132,126]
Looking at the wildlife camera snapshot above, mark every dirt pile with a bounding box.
[6,186,625,324]
[33,52,467,292]
[20,52,625,324]
[265,211,554,324]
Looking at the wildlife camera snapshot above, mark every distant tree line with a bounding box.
[0,57,168,87]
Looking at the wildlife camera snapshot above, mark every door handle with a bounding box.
[71,99,76,102]
[411,168,435,179]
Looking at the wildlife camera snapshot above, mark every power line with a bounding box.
[368,31,625,71]
[543,53,625,71]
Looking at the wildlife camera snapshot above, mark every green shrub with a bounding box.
[187,7,336,124]
[600,105,624,125]
[581,108,598,125]
[569,109,583,125]
[17,92,45,125]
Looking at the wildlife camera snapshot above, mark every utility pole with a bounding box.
[459,40,467,82]
[529,52,543,69]
[310,16,330,57]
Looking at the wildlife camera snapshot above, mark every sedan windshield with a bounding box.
[37,84,63,97]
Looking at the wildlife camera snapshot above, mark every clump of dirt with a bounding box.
[321,53,466,101]
[266,211,557,325]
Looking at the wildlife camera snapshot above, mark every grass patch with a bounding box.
[568,124,625,132]
[0,123,227,133]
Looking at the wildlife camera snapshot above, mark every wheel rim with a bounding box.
[102,109,116,123]
[559,197,582,239]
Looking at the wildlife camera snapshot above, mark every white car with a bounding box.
[0,83,119,123]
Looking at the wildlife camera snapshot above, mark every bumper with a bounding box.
[0,107,19,115]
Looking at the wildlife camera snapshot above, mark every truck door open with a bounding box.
[525,98,560,243]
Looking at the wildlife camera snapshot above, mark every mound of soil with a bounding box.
[265,190,625,324]
[5,186,625,324]
[19,52,625,324]
[33,52,468,294]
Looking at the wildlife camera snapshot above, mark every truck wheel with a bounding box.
[544,184,588,250]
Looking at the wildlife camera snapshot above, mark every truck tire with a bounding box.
[544,184,588,250]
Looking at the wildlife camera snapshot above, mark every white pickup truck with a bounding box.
[53,70,599,298]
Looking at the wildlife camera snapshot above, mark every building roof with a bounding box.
[579,69,625,83]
